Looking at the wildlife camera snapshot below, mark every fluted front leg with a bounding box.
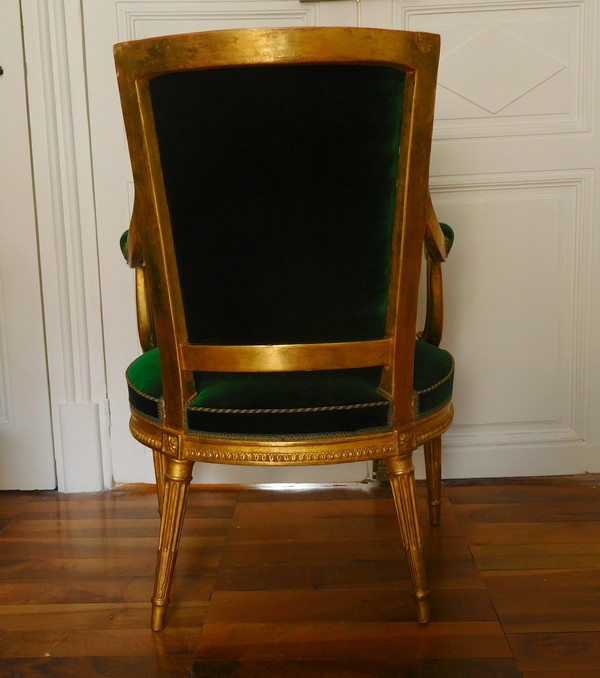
[151,458,193,631]
[386,452,430,624]
[424,436,442,527]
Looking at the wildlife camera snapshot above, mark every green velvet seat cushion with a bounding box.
[126,340,453,437]
[187,369,390,436]
[413,339,454,419]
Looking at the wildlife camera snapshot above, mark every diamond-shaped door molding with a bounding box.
[438,26,566,114]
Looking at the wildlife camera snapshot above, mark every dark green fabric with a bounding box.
[440,223,455,254]
[127,64,453,438]
[126,348,161,420]
[188,368,389,435]
[126,340,454,434]
[413,339,454,419]
[149,64,404,345]
[120,230,129,259]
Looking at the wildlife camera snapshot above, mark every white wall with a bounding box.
[20,0,600,490]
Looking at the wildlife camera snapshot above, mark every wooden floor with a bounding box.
[0,476,600,677]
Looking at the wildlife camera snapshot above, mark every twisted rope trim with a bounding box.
[187,401,388,415]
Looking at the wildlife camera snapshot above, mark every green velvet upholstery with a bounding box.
[124,61,454,441]
[440,223,454,254]
[126,340,454,436]
[119,230,128,259]
[149,65,404,345]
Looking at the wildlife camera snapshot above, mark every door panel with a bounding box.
[0,0,55,489]
[361,0,600,477]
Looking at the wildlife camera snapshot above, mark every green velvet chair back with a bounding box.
[149,64,403,347]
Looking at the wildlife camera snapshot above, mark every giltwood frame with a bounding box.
[114,27,452,631]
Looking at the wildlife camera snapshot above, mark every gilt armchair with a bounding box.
[115,27,454,631]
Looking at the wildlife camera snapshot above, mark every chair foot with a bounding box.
[429,500,442,527]
[151,600,168,631]
[416,594,430,624]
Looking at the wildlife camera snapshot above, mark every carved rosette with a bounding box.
[162,433,179,456]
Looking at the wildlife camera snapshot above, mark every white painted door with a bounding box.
[83,0,600,484]
[0,1,55,489]
[360,0,600,478]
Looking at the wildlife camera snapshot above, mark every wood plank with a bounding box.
[190,658,522,677]
[484,569,600,599]
[218,536,473,567]
[452,501,600,524]
[459,521,600,545]
[0,627,201,658]
[196,621,513,662]
[0,601,207,630]
[204,589,497,624]
[0,536,224,564]
[0,574,214,605]
[226,507,460,544]
[0,547,223,580]
[471,543,600,571]
[445,476,600,504]
[508,632,600,672]
[0,656,198,678]
[493,596,600,633]
[230,497,463,538]
[14,488,237,520]
[0,516,230,538]
[214,556,483,592]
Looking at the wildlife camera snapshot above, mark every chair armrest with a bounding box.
[120,221,157,352]
[419,197,454,347]
[121,209,145,268]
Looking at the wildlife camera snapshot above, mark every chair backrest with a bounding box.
[115,28,440,431]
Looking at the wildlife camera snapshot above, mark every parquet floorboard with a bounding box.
[1,477,600,676]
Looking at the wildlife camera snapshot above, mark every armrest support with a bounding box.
[420,196,454,347]
[120,214,157,352]
[134,266,157,352]
[424,196,450,262]
[124,210,144,268]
